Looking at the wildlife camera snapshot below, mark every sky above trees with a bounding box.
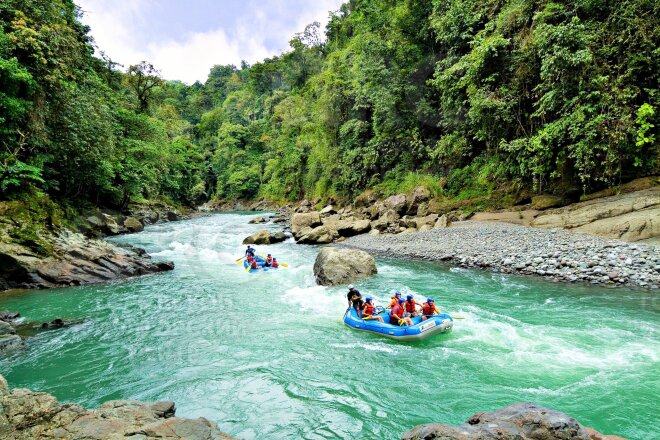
[77,0,344,83]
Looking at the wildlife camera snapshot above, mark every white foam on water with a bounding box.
[452,304,660,374]
[544,298,554,305]
[281,285,342,314]
[330,343,399,354]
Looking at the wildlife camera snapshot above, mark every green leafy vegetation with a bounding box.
[1,0,658,210]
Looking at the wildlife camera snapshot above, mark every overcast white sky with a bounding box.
[77,0,344,84]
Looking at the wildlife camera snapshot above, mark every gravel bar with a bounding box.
[343,221,660,289]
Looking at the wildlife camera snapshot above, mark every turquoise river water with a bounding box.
[1,213,658,439]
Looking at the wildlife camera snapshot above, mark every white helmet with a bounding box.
[348,284,354,289]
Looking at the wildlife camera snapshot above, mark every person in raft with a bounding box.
[245,245,256,258]
[250,259,259,270]
[246,255,253,264]
[388,291,402,308]
[390,298,413,326]
[347,285,364,317]
[421,298,439,321]
[361,297,384,322]
[265,254,273,267]
[271,258,279,268]
[404,294,420,318]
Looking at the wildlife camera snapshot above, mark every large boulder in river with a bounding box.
[0,374,234,439]
[313,247,377,286]
[402,402,621,440]
[242,230,287,245]
[291,212,322,238]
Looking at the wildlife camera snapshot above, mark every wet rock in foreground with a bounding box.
[0,375,234,440]
[402,402,626,440]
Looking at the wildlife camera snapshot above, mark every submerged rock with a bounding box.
[35,318,85,331]
[248,216,268,224]
[402,402,625,440]
[0,374,234,439]
[313,247,377,286]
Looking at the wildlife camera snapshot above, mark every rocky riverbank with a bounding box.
[0,375,627,440]
[344,221,660,289]
[0,375,234,440]
[0,196,182,291]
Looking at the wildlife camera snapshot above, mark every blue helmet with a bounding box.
[398,298,405,304]
[267,254,271,256]
[395,291,401,297]
[427,298,434,303]
[366,297,372,302]
[407,294,413,300]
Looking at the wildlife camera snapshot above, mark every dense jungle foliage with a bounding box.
[1,0,658,208]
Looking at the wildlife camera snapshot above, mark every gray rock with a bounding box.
[0,320,16,335]
[0,374,234,439]
[0,335,22,352]
[248,216,268,224]
[434,214,450,229]
[297,225,339,244]
[402,402,594,440]
[319,205,336,216]
[0,231,174,290]
[123,217,144,233]
[242,230,287,245]
[383,194,408,214]
[291,212,322,239]
[313,247,377,286]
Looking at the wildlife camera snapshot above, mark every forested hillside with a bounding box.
[1,0,658,210]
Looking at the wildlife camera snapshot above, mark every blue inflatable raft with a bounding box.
[243,256,279,272]
[343,307,453,341]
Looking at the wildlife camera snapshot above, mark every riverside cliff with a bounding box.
[0,195,186,291]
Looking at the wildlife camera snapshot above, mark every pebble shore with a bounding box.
[344,221,660,289]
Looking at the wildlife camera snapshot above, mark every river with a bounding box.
[0,213,658,439]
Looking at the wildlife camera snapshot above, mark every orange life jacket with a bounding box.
[422,302,437,315]
[363,302,374,315]
[390,297,400,308]
[405,299,416,313]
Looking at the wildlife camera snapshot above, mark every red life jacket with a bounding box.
[391,304,403,318]
[405,299,416,313]
[363,302,374,315]
[247,256,253,263]
[272,260,279,268]
[251,261,258,269]
[266,256,273,265]
[422,302,436,315]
